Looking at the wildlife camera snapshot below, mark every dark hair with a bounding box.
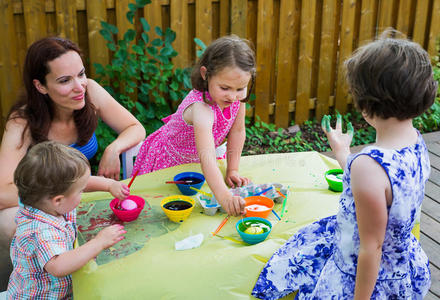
[345,29,438,120]
[14,141,90,207]
[191,35,256,102]
[7,37,98,146]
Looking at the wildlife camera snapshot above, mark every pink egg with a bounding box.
[121,199,138,210]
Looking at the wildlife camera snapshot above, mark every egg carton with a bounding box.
[230,182,289,204]
[196,183,289,215]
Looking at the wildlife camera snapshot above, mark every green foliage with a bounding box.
[92,0,192,164]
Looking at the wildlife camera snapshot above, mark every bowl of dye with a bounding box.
[236,217,272,245]
[161,195,195,222]
[110,195,145,222]
[173,171,205,196]
[324,169,344,192]
[244,196,274,219]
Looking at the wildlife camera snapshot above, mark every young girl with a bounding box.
[252,31,436,299]
[132,35,256,216]
[6,141,126,299]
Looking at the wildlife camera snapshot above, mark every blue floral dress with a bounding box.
[252,132,431,299]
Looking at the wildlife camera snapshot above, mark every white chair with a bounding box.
[121,141,144,179]
[121,141,227,179]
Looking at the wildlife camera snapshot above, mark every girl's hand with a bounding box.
[218,192,246,216]
[225,170,250,188]
[97,147,121,180]
[94,224,126,249]
[321,113,354,151]
[108,181,130,200]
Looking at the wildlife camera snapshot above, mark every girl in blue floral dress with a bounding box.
[252,29,437,299]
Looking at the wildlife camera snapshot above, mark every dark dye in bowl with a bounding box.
[179,177,203,184]
[163,200,193,211]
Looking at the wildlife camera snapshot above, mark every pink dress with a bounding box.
[132,89,241,175]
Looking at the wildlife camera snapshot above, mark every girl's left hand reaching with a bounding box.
[225,170,250,188]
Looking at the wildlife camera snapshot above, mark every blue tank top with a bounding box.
[69,133,98,160]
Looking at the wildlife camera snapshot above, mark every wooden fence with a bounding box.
[1,0,440,137]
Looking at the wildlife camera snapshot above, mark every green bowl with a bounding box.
[324,169,343,192]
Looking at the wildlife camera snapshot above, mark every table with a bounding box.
[73,152,341,299]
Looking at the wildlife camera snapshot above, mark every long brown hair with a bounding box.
[7,37,97,146]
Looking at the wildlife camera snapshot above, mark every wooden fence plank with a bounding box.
[254,0,275,123]
[377,0,397,33]
[219,0,229,37]
[170,0,189,69]
[22,0,46,46]
[412,0,430,48]
[230,0,247,38]
[195,0,212,45]
[0,0,21,127]
[144,0,163,41]
[295,0,319,124]
[396,0,414,37]
[115,0,134,44]
[428,0,440,57]
[86,0,108,78]
[316,0,339,120]
[358,0,377,45]
[274,0,299,127]
[334,0,357,113]
[55,0,78,43]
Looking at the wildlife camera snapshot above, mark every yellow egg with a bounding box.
[244,226,263,235]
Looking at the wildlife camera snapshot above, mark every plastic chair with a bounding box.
[121,141,144,179]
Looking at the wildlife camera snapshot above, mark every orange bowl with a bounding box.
[244,196,274,219]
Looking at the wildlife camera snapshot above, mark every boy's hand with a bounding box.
[322,113,354,153]
[95,224,126,250]
[217,192,245,216]
[225,170,250,188]
[108,181,130,200]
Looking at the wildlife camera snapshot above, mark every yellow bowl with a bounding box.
[160,195,195,223]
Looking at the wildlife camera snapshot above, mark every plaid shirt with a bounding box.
[7,201,77,300]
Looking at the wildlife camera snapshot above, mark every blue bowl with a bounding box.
[173,172,205,196]
[236,217,272,245]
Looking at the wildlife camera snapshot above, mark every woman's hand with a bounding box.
[97,147,121,180]
[322,113,354,169]
[217,191,245,216]
[108,181,130,200]
[225,170,250,188]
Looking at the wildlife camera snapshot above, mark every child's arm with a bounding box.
[44,224,125,277]
[225,103,250,188]
[322,114,353,169]
[85,176,130,200]
[351,155,389,299]
[189,102,245,216]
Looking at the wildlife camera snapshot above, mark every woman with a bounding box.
[0,37,145,282]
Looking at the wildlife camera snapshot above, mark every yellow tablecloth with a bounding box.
[73,152,343,299]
